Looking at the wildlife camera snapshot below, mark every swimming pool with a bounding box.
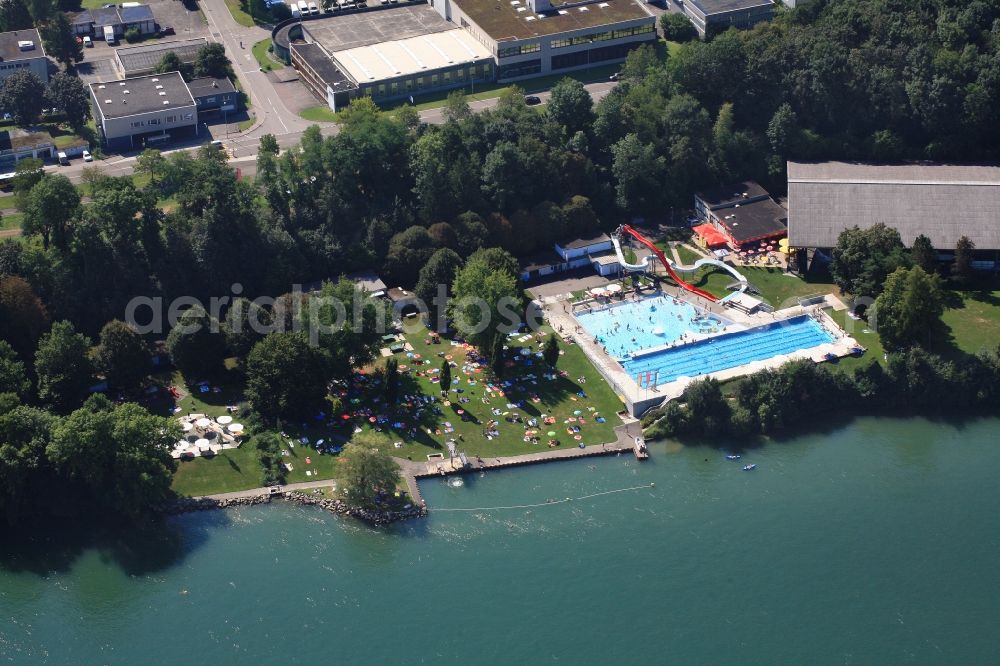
[575,295,727,358]
[622,315,836,385]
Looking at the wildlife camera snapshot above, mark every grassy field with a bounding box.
[300,106,339,122]
[167,324,625,495]
[224,0,256,26]
[171,445,261,496]
[251,38,284,71]
[942,288,1000,357]
[674,243,703,266]
[0,212,23,232]
[369,327,625,461]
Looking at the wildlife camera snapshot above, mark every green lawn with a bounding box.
[372,327,624,461]
[674,243,704,266]
[171,445,262,496]
[251,38,284,71]
[300,106,339,122]
[0,193,16,210]
[942,288,1000,357]
[224,0,256,27]
[169,324,625,495]
[0,212,22,231]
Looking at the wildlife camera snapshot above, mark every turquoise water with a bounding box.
[576,295,724,358]
[624,315,836,384]
[2,418,999,664]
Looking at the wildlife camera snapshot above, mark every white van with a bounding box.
[82,35,92,47]
[289,0,300,16]
[103,25,116,44]
[57,151,69,166]
[297,0,308,15]
[308,1,319,14]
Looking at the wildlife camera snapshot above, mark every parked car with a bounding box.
[159,26,175,36]
[210,140,224,149]
[83,36,93,47]
[524,95,542,105]
[82,150,93,162]
[57,151,69,166]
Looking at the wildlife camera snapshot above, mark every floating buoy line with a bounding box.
[433,483,655,512]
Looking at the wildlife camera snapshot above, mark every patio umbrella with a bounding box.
[195,438,210,448]
[181,422,194,432]
[589,286,607,296]
[605,283,622,293]
[195,418,211,428]
[227,423,244,434]
[217,415,233,425]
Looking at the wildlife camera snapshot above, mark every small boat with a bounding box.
[743,464,757,471]
[726,454,741,460]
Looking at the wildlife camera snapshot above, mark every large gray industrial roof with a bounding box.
[787,161,1000,250]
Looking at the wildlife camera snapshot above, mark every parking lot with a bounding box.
[74,0,212,84]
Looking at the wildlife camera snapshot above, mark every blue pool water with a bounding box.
[576,295,726,358]
[623,315,835,384]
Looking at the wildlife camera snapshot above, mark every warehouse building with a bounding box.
[277,0,655,108]
[433,0,656,80]
[680,0,775,38]
[787,161,1000,254]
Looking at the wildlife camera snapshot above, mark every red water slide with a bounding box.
[618,224,719,302]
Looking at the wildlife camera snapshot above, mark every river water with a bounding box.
[1,418,998,664]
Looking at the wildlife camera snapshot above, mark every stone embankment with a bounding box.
[162,491,425,525]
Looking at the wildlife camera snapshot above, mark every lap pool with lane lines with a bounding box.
[622,315,836,384]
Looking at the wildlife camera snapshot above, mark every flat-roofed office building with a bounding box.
[432,0,656,80]
[278,0,654,109]
[89,72,199,150]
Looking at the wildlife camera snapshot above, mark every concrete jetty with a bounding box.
[396,422,646,510]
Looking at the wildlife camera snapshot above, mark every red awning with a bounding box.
[693,223,729,248]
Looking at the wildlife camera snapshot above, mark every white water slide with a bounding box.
[609,227,749,301]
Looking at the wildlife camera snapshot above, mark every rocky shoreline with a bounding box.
[162,492,427,525]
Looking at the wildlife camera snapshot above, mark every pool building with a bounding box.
[547,286,858,416]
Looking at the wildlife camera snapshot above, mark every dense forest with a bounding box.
[3,0,1000,523]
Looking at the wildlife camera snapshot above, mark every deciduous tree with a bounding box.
[340,445,400,509]
[0,70,45,126]
[94,320,150,392]
[40,12,83,70]
[34,320,93,412]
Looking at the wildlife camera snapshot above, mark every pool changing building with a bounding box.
[279,0,655,109]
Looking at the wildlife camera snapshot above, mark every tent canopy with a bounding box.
[693,223,729,248]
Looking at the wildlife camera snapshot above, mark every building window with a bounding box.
[416,77,424,88]
[148,118,160,125]
[378,84,386,96]
[498,42,540,58]
[497,59,541,79]
[166,115,176,123]
[456,68,465,80]
[391,81,398,94]
[184,113,193,120]
[443,71,450,82]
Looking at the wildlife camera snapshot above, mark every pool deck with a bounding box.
[541,282,858,416]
